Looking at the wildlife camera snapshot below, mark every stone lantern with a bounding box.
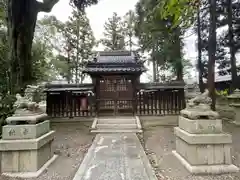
[227,89,240,104]
[173,90,239,174]
[228,89,240,125]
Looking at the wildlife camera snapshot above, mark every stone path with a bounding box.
[72,133,157,180]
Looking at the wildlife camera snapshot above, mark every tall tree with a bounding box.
[7,0,59,93]
[100,12,125,50]
[123,10,136,51]
[135,0,185,82]
[197,5,204,93]
[208,0,217,110]
[7,0,99,93]
[227,0,236,91]
[67,8,95,83]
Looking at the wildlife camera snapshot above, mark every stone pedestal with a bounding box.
[0,114,57,178]
[173,106,239,174]
[227,89,240,105]
[228,90,240,125]
[229,103,240,125]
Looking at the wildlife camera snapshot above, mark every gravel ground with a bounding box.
[0,122,95,180]
[142,122,240,180]
[1,120,240,180]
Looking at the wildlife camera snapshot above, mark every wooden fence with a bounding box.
[46,86,185,118]
[46,91,96,118]
[136,89,185,116]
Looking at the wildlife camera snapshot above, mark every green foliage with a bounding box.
[100,12,125,50]
[70,0,99,11]
[135,0,186,81]
[158,0,199,29]
[38,10,95,83]
[216,89,229,97]
[0,0,7,27]
[0,94,16,135]
[123,10,136,50]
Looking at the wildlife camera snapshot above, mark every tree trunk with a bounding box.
[227,0,237,91]
[67,50,71,84]
[175,28,183,81]
[7,0,38,93]
[129,35,132,51]
[75,17,80,84]
[208,0,217,111]
[152,43,157,82]
[197,6,204,93]
[7,0,58,93]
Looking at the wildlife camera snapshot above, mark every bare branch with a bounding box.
[37,0,59,13]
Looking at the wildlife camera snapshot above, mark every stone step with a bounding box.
[96,124,137,129]
[91,129,142,133]
[97,118,136,124]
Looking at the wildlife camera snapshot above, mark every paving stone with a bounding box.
[72,133,157,180]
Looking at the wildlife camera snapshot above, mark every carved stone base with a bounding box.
[230,104,240,126]
[2,120,50,140]
[6,113,48,125]
[181,107,219,120]
[173,151,239,174]
[174,126,239,174]
[0,131,55,174]
[178,116,222,134]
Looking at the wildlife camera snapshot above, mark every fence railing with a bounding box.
[46,88,185,118]
[136,89,185,116]
[46,91,96,118]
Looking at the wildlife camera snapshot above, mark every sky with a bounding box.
[38,0,198,83]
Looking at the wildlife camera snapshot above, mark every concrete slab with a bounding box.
[96,124,137,129]
[91,116,142,133]
[91,129,142,133]
[72,133,157,180]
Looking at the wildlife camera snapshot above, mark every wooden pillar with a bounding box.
[132,74,138,115]
[93,76,99,117]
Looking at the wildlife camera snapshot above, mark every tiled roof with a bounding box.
[45,83,94,91]
[83,50,146,73]
[138,81,185,90]
[84,67,146,72]
[96,51,136,63]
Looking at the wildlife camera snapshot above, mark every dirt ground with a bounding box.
[142,122,240,180]
[0,122,95,180]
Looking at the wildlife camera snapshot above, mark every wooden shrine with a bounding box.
[45,50,185,118]
[83,51,146,116]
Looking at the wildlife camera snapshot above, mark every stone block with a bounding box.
[181,108,219,120]
[229,105,240,125]
[176,137,231,165]
[2,120,50,140]
[174,127,232,145]
[6,113,48,125]
[0,131,54,151]
[0,131,54,173]
[178,116,222,134]
[173,150,239,174]
[1,141,53,173]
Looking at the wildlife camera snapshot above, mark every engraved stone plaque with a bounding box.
[2,120,50,140]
